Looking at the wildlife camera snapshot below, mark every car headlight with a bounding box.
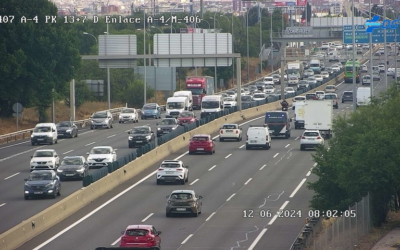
[157,127,161,130]
[31,135,34,138]
[57,169,63,172]
[128,136,133,140]
[146,135,151,139]
[172,127,176,130]
[76,168,85,172]
[31,161,36,164]
[66,129,72,133]
[201,110,205,112]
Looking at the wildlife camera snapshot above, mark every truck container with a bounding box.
[304,100,333,138]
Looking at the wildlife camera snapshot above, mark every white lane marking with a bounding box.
[313,163,317,167]
[295,136,299,140]
[0,145,45,162]
[58,139,65,142]
[289,178,307,198]
[107,134,116,138]
[226,193,236,201]
[0,203,6,207]
[239,144,245,148]
[260,164,266,170]
[0,140,29,149]
[4,172,20,180]
[206,212,216,222]
[79,130,93,135]
[306,171,311,176]
[85,142,96,146]
[285,144,290,148]
[208,165,217,171]
[125,130,131,133]
[63,150,74,155]
[141,213,154,222]
[247,228,268,250]
[33,153,187,250]
[111,237,121,246]
[212,135,220,140]
[190,179,199,185]
[273,153,279,158]
[268,201,290,226]
[181,234,193,244]
[244,178,252,185]
[225,154,232,159]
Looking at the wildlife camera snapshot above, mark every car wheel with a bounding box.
[188,151,193,155]
[166,212,170,217]
[118,121,121,124]
[156,179,161,185]
[31,142,35,146]
[236,137,240,142]
[181,179,185,185]
[300,145,304,151]
[110,123,113,128]
[185,174,189,183]
[52,190,57,199]
[75,132,78,137]
[192,211,198,217]
[24,195,30,200]
[57,187,61,196]
[55,139,58,144]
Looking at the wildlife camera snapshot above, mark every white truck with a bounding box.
[328,50,340,62]
[286,61,304,79]
[294,101,306,129]
[173,91,193,111]
[166,96,189,118]
[304,100,333,138]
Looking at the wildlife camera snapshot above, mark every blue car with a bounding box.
[141,103,162,119]
[24,170,61,200]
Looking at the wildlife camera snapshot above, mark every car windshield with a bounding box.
[253,94,265,98]
[92,113,107,118]
[224,98,234,102]
[285,88,293,91]
[226,91,234,95]
[90,148,111,154]
[143,105,156,110]
[192,137,209,141]
[241,96,252,101]
[326,86,335,89]
[57,122,71,128]
[160,119,176,125]
[316,92,324,95]
[33,151,53,157]
[125,229,148,236]
[289,77,297,80]
[167,102,184,109]
[304,132,320,137]
[179,112,194,118]
[306,94,316,99]
[61,158,82,165]
[121,109,135,113]
[170,193,193,199]
[264,78,273,81]
[324,95,337,100]
[265,86,274,89]
[161,163,180,168]
[222,124,237,129]
[202,101,220,109]
[265,112,287,123]
[294,97,305,101]
[33,126,51,132]
[132,128,150,134]
[29,173,53,181]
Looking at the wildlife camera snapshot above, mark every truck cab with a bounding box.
[264,111,292,138]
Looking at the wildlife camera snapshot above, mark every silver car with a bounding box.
[90,111,113,129]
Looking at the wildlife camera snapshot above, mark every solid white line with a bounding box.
[260,164,266,170]
[313,163,317,167]
[0,203,5,207]
[273,153,279,158]
[244,178,252,185]
[225,154,232,159]
[268,201,290,226]
[58,139,65,142]
[306,171,311,177]
[181,234,193,244]
[212,135,220,140]
[0,140,29,150]
[0,145,45,162]
[78,130,93,135]
[285,144,290,148]
[175,151,189,160]
[247,228,268,250]
[125,130,130,133]
[190,179,199,185]
[280,201,289,210]
[107,134,116,138]
[239,144,245,148]
[141,213,154,222]
[295,136,299,140]
[226,193,236,201]
[111,237,121,246]
[289,178,307,198]
[85,142,96,146]
[63,150,74,155]
[206,212,216,221]
[208,165,217,171]
[4,172,20,180]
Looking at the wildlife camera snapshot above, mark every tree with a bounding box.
[0,0,81,121]
[64,80,93,109]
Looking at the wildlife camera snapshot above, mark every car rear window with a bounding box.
[125,229,148,236]
[192,137,208,141]
[171,193,193,199]
[161,164,180,168]
[344,92,353,96]
[222,125,237,129]
[304,132,319,137]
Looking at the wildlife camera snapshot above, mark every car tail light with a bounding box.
[176,168,183,171]
[147,237,154,242]
[236,130,239,134]
[301,136,306,139]
[266,135,268,141]
[317,136,321,139]
[220,130,223,134]
[158,168,164,171]
[246,135,248,140]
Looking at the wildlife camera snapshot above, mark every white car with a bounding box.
[86,146,117,169]
[223,97,237,108]
[304,69,314,78]
[253,93,267,101]
[372,72,380,81]
[332,63,342,70]
[378,64,386,72]
[324,85,336,93]
[219,123,242,141]
[307,77,317,85]
[315,91,325,99]
[314,74,324,82]
[242,88,250,95]
[387,68,395,76]
[284,87,295,94]
[156,160,189,185]
[264,85,275,94]
[118,108,139,123]
[288,76,299,86]
[30,149,60,171]
[300,130,325,151]
[263,77,274,85]
[320,71,330,79]
[362,44,369,50]
[362,75,371,85]
[225,91,237,100]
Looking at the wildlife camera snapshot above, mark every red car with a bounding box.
[177,111,197,125]
[119,225,161,248]
[189,134,215,155]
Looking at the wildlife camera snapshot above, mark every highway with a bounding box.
[16,56,389,249]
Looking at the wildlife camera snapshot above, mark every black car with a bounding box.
[157,118,179,137]
[56,156,89,180]
[128,126,155,148]
[56,121,78,138]
[342,91,354,103]
[24,170,61,200]
[271,74,281,84]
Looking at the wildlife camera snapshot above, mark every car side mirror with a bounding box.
[199,196,203,199]
[128,131,131,134]
[113,151,116,154]
[157,231,162,235]
[290,118,293,122]
[86,152,89,155]
[121,231,125,235]
[151,131,154,133]
[185,166,189,168]
[156,123,159,126]
[166,195,169,198]
[108,116,111,119]
[24,178,28,181]
[31,156,33,159]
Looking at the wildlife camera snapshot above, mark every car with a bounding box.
[141,103,162,119]
[156,160,189,185]
[284,87,295,94]
[288,76,299,86]
[118,108,139,123]
[31,123,58,145]
[56,121,78,138]
[119,225,161,248]
[342,91,354,103]
[271,74,281,84]
[249,85,258,94]
[300,130,325,151]
[360,64,368,73]
[378,48,385,55]
[372,72,381,81]
[90,111,113,129]
[264,85,275,94]
[324,93,339,109]
[263,76,274,85]
[315,91,325,100]
[246,125,271,150]
[335,44,343,50]
[24,170,61,200]
[304,69,314,78]
[297,83,309,91]
[362,44,369,50]
[387,68,395,76]
[306,93,318,100]
[220,93,229,99]
[128,126,155,148]
[188,134,215,155]
[302,61,309,68]
[320,71,330,79]
[241,95,254,105]
[86,146,117,169]
[374,51,381,56]
[177,111,197,125]
[223,97,237,108]
[324,85,337,93]
[30,149,60,171]
[225,90,237,100]
[362,75,371,85]
[252,93,267,101]
[219,123,242,142]
[156,118,179,137]
[331,65,341,72]
[314,74,324,82]
[56,156,89,180]
[306,77,317,85]
[378,64,386,73]
[357,48,363,54]
[165,190,203,217]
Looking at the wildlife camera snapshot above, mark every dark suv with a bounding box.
[128,126,155,148]
[342,91,353,103]
[156,118,179,137]
[165,190,203,217]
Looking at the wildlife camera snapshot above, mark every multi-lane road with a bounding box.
[0,49,389,249]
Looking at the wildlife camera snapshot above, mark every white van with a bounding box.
[294,101,306,129]
[328,50,340,62]
[173,91,193,111]
[166,96,189,118]
[246,125,271,150]
[356,87,371,107]
[309,59,321,74]
[31,123,58,145]
[200,95,224,118]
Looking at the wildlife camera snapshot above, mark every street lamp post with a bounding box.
[369,0,373,98]
[106,1,111,110]
[384,2,388,89]
[211,16,221,93]
[247,9,250,82]
[83,32,98,43]
[144,11,147,105]
[271,8,274,73]
[352,0,357,112]
[220,14,235,87]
